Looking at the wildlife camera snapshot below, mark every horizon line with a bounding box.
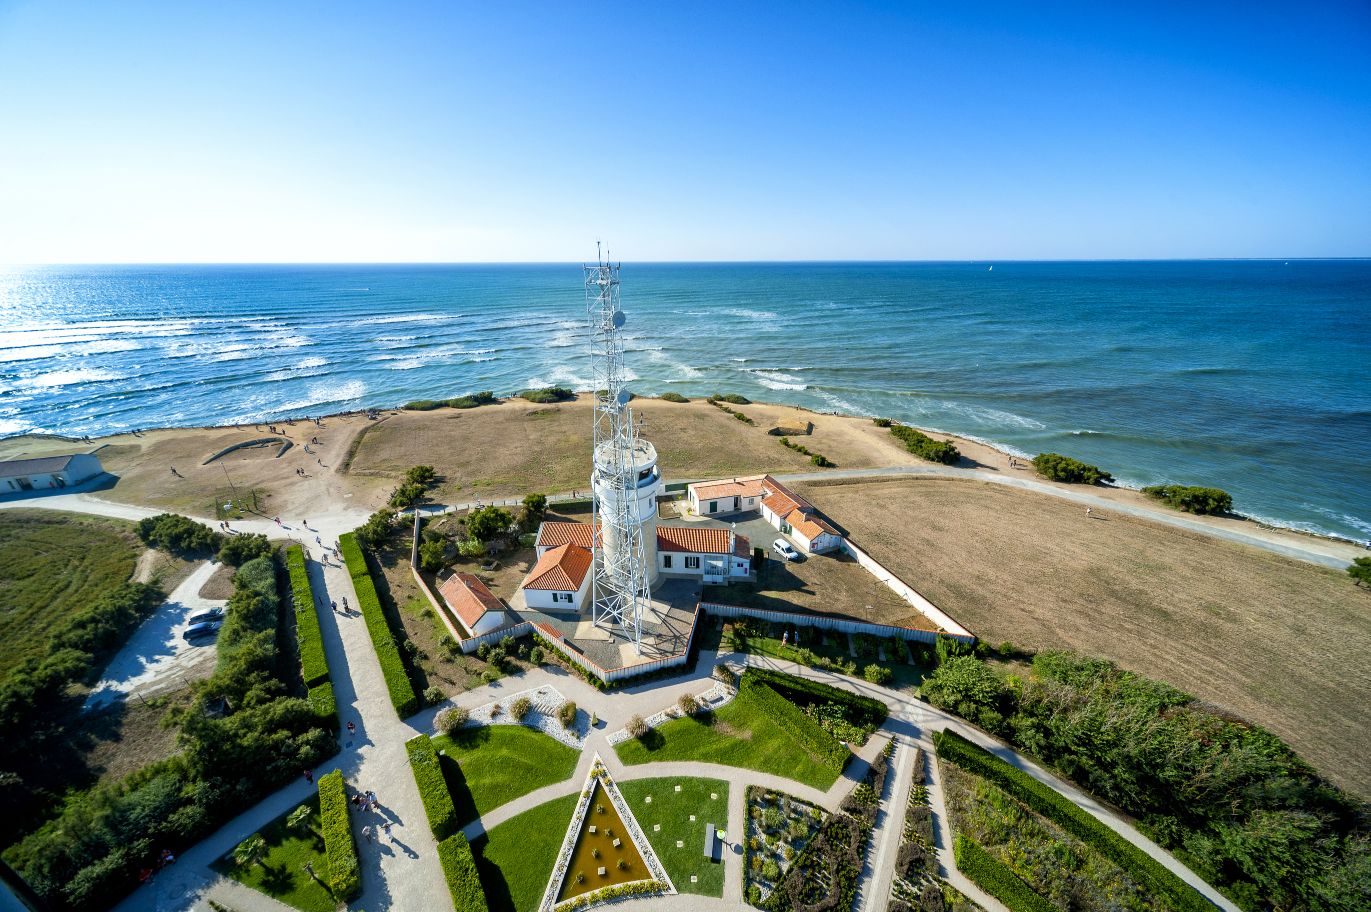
[4,256,1369,268]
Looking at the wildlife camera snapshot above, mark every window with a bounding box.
[663,555,673,569]
[685,556,700,570]
[556,592,573,604]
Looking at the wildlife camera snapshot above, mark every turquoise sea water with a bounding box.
[1,261,1368,542]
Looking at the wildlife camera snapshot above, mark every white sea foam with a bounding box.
[4,368,127,391]
[0,416,28,435]
[0,345,64,363]
[297,356,328,369]
[373,335,416,348]
[385,358,428,371]
[751,370,807,391]
[367,313,448,325]
[724,307,779,321]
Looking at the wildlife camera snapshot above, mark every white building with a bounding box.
[688,475,767,517]
[530,520,752,591]
[521,543,594,611]
[0,453,103,494]
[688,474,844,555]
[438,571,508,637]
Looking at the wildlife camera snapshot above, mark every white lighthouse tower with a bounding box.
[586,248,662,654]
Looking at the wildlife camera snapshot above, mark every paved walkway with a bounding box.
[857,733,912,912]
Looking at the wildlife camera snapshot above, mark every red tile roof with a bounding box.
[438,572,505,633]
[535,521,597,550]
[785,509,839,541]
[657,525,738,555]
[690,475,766,500]
[524,543,593,591]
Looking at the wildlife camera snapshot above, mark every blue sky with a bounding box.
[1,1,1368,262]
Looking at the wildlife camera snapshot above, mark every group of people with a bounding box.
[136,848,176,885]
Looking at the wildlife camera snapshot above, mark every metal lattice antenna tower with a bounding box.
[586,245,657,654]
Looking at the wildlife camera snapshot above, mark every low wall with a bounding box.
[202,436,291,465]
[701,601,974,646]
[839,539,974,638]
[409,566,473,641]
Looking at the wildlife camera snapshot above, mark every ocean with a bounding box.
[1,261,1368,543]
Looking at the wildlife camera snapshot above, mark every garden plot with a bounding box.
[619,778,729,897]
[743,787,824,905]
[447,684,587,748]
[606,681,734,746]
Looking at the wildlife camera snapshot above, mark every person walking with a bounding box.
[381,821,393,841]
[367,789,378,807]
[303,768,313,784]
[347,720,356,736]
[361,825,372,844]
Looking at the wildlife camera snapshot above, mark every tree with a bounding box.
[404,465,437,486]
[218,532,272,567]
[1347,557,1371,587]
[287,803,313,835]
[457,538,486,559]
[389,481,426,509]
[418,538,447,572]
[356,509,397,550]
[232,833,268,869]
[467,505,513,543]
[522,493,547,517]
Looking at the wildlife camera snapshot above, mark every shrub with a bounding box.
[921,656,1007,731]
[419,537,448,572]
[740,673,850,772]
[390,481,427,508]
[286,546,329,688]
[713,663,738,687]
[466,505,513,543]
[862,664,892,685]
[519,386,575,403]
[404,392,496,411]
[406,734,458,839]
[404,465,437,486]
[710,393,751,405]
[529,645,545,665]
[404,399,443,410]
[424,685,446,705]
[558,701,578,729]
[457,538,487,559]
[437,833,489,911]
[889,425,960,465]
[1350,556,1371,587]
[626,715,648,739]
[339,532,420,718]
[811,453,834,467]
[677,692,699,716]
[511,695,532,720]
[1141,484,1233,514]
[1030,452,1114,484]
[872,417,892,427]
[935,730,1210,912]
[355,508,397,550]
[747,667,887,731]
[136,513,223,554]
[307,682,337,728]
[318,770,361,900]
[218,532,273,566]
[953,834,1054,912]
[436,705,469,735]
[659,391,689,403]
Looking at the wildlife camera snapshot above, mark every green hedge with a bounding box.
[308,682,337,729]
[406,734,458,840]
[746,667,888,731]
[286,546,329,688]
[889,425,960,464]
[934,730,1210,912]
[437,833,489,912]
[339,532,420,718]
[518,386,575,403]
[740,672,850,772]
[318,770,360,900]
[1141,484,1233,515]
[403,391,496,411]
[953,834,1055,912]
[1030,452,1113,484]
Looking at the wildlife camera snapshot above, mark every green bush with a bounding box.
[136,513,223,554]
[1141,484,1233,514]
[862,664,892,685]
[811,453,834,467]
[872,417,893,427]
[389,481,427,508]
[437,832,489,911]
[934,730,1210,912]
[404,391,497,411]
[339,533,420,718]
[921,656,1007,732]
[747,667,888,732]
[740,673,851,772]
[307,682,337,728]
[1030,453,1114,484]
[953,834,1055,912]
[659,391,689,403]
[318,770,361,900]
[710,393,751,405]
[217,532,273,566]
[889,425,960,465]
[406,734,458,839]
[467,505,513,543]
[354,508,397,550]
[1350,556,1371,587]
[518,386,575,403]
[286,546,329,688]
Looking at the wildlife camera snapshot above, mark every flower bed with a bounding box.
[743,787,824,904]
[448,684,586,748]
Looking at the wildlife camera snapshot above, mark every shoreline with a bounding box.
[2,392,1367,554]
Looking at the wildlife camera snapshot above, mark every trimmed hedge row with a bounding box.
[286,546,329,688]
[308,682,337,729]
[740,672,850,772]
[934,730,1210,912]
[318,770,360,900]
[339,532,420,718]
[747,666,888,730]
[436,833,489,912]
[406,734,458,840]
[953,834,1055,912]
[889,424,960,464]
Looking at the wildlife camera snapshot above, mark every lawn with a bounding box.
[618,777,729,897]
[433,725,580,824]
[0,510,141,678]
[614,684,843,791]
[734,626,931,695]
[211,796,335,912]
[473,794,579,912]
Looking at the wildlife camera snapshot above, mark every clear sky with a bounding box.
[1,1,1368,262]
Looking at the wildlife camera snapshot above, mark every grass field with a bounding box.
[614,685,843,790]
[0,510,141,678]
[211,796,334,912]
[474,793,579,912]
[799,476,1371,797]
[618,778,729,896]
[433,725,580,824]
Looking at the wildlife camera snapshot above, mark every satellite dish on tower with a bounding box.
[615,389,632,407]
[612,310,626,328]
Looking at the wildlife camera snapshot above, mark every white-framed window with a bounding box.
[685,556,700,570]
[663,554,673,569]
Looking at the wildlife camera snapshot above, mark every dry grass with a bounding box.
[798,476,1371,797]
[80,687,194,785]
[706,551,924,628]
[197,563,237,600]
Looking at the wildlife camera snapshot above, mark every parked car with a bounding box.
[771,539,801,561]
[183,620,222,642]
[187,607,225,625]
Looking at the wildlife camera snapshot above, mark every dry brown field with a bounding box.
[798,475,1371,797]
